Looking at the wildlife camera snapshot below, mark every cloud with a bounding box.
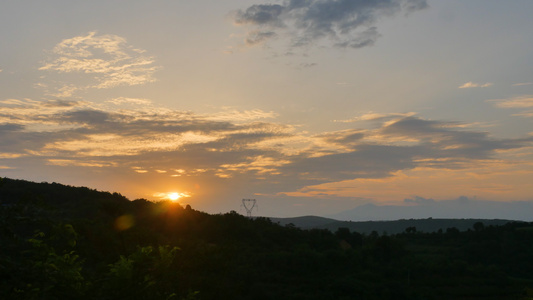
[377,116,529,161]
[0,98,91,130]
[203,108,278,122]
[271,118,532,196]
[0,98,288,160]
[281,144,419,185]
[2,98,532,204]
[47,159,117,168]
[335,111,416,123]
[287,155,533,207]
[458,82,493,89]
[245,30,278,46]
[492,96,533,108]
[489,96,533,118]
[298,62,317,68]
[219,155,290,176]
[334,27,380,49]
[38,31,158,97]
[234,4,284,26]
[232,0,428,50]
[106,97,153,106]
[316,129,365,150]
[512,82,533,87]
[0,123,25,132]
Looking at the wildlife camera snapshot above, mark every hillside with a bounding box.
[1,177,533,300]
[269,215,339,228]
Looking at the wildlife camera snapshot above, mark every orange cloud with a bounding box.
[285,160,533,203]
[459,82,493,88]
[38,31,158,97]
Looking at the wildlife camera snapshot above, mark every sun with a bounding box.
[168,192,181,201]
[154,191,191,202]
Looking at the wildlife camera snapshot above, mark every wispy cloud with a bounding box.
[492,96,533,108]
[334,112,416,123]
[458,82,493,89]
[245,30,278,46]
[231,0,428,50]
[106,97,153,106]
[512,82,533,87]
[203,108,278,122]
[490,96,533,118]
[47,159,117,168]
[38,32,158,97]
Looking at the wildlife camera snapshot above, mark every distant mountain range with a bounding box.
[267,196,532,234]
[328,198,533,222]
[268,216,518,234]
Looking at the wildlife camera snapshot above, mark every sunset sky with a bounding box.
[1,0,533,218]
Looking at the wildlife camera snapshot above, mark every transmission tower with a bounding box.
[242,199,257,217]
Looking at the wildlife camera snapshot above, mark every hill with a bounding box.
[269,215,339,228]
[269,216,515,234]
[2,177,533,300]
[331,201,533,222]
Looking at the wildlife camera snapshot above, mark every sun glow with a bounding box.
[153,191,191,202]
[168,192,180,201]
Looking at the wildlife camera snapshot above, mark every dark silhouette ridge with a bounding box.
[269,216,517,234]
[1,177,533,299]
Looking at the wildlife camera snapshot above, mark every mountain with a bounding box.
[268,215,339,229]
[330,199,533,222]
[268,216,516,234]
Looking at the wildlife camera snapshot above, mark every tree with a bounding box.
[7,226,87,299]
[405,226,417,234]
[473,221,485,232]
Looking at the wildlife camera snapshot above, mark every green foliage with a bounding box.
[102,245,181,299]
[3,227,86,300]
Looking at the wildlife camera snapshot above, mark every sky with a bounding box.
[1,0,533,219]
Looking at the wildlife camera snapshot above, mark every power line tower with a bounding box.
[241,199,257,217]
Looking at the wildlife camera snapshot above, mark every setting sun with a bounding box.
[153,191,191,202]
[168,192,180,201]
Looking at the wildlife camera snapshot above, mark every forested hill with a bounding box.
[269,216,515,234]
[1,177,533,299]
[0,177,131,216]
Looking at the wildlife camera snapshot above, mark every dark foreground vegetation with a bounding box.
[1,177,533,300]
